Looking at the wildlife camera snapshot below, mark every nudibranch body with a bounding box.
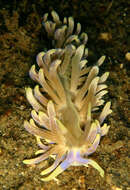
[23,11,112,181]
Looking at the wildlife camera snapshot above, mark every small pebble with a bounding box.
[99,32,112,41]
[125,52,130,61]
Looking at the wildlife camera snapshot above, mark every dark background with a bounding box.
[0,0,129,190]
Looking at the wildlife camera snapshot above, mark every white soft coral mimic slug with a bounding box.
[23,11,112,181]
